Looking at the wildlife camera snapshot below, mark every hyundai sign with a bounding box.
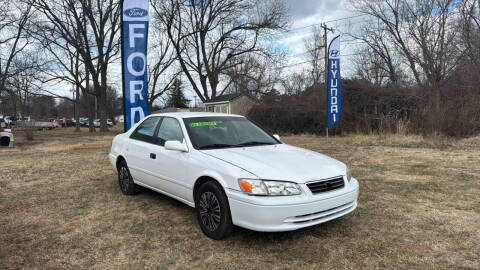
[327,35,342,127]
[121,0,150,131]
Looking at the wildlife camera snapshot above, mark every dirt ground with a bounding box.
[1,127,479,269]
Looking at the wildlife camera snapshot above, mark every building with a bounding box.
[152,107,204,114]
[203,93,258,116]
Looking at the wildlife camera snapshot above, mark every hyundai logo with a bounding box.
[330,50,339,57]
[124,8,148,18]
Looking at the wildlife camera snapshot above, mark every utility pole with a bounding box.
[320,23,334,143]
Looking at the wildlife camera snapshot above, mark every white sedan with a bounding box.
[109,112,359,239]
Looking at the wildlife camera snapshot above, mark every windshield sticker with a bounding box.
[190,121,217,127]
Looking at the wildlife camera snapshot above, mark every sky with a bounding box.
[46,0,367,107]
[279,0,365,74]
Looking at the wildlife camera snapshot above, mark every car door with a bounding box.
[125,116,162,187]
[149,117,192,201]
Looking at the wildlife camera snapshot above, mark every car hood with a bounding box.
[201,144,346,183]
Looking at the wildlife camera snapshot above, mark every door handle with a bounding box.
[150,153,156,159]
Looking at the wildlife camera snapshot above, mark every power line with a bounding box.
[324,14,367,24]
[277,53,360,69]
[259,14,368,39]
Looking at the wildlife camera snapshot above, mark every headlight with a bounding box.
[346,167,352,182]
[238,179,302,196]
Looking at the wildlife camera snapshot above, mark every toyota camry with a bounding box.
[109,112,359,239]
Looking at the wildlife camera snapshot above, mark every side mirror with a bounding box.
[273,134,281,141]
[164,140,188,152]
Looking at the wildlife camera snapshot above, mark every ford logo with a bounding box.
[124,8,148,18]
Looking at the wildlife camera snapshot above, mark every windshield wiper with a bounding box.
[236,141,275,147]
[198,143,237,150]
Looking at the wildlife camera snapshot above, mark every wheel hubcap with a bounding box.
[119,166,129,192]
[199,191,221,231]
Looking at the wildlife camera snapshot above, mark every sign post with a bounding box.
[121,0,150,131]
[326,35,342,142]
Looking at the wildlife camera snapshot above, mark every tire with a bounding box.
[117,159,141,195]
[195,181,233,240]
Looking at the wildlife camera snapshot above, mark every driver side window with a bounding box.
[130,117,161,143]
[155,117,184,146]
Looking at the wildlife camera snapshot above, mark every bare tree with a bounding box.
[30,16,93,131]
[304,26,325,85]
[147,24,179,111]
[281,71,308,95]
[8,52,44,119]
[352,45,388,86]
[152,0,288,102]
[223,54,280,97]
[457,0,480,64]
[352,0,460,86]
[350,21,401,85]
[31,0,121,131]
[0,1,33,97]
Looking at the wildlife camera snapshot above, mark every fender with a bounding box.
[195,170,229,189]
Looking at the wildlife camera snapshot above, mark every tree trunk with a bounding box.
[88,96,95,132]
[99,87,108,132]
[82,89,95,133]
[97,68,108,132]
[75,85,80,132]
[85,66,95,132]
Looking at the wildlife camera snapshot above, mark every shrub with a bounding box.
[248,69,480,138]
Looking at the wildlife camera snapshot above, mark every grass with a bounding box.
[1,129,479,269]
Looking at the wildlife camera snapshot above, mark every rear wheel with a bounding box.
[117,160,140,195]
[195,181,233,240]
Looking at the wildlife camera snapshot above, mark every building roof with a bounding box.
[149,112,245,118]
[152,107,205,114]
[204,92,256,104]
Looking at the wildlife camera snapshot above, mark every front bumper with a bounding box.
[226,178,359,232]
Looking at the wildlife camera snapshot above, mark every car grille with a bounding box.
[286,201,356,224]
[306,176,345,194]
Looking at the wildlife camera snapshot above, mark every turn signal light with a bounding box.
[239,180,252,193]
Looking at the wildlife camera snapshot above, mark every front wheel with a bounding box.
[195,181,233,240]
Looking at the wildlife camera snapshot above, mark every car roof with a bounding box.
[149,112,245,119]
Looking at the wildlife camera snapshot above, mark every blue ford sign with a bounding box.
[121,0,150,131]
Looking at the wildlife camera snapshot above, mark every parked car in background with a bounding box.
[109,112,359,240]
[0,119,14,147]
[91,119,113,127]
[79,118,88,127]
[49,119,60,128]
[57,119,66,127]
[3,116,15,127]
[34,121,56,130]
[66,119,75,127]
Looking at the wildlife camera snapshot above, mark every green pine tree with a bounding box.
[166,79,190,108]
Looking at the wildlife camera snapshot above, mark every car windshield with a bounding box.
[183,116,279,150]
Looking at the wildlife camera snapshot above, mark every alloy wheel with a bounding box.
[119,166,129,192]
[198,191,221,231]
